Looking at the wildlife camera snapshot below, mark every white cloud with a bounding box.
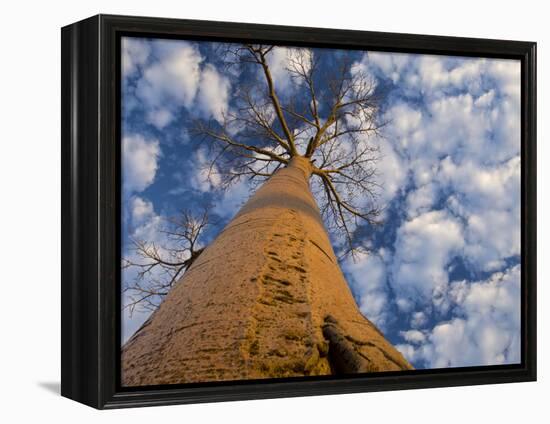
[190,148,222,192]
[374,54,520,165]
[127,39,232,129]
[363,51,411,84]
[386,94,490,167]
[145,108,173,130]
[370,50,521,278]
[130,196,154,225]
[405,183,438,219]
[463,209,520,272]
[213,179,252,219]
[416,56,484,94]
[410,311,428,329]
[387,102,423,136]
[122,134,160,194]
[440,156,521,271]
[136,40,203,111]
[366,53,518,104]
[360,52,522,369]
[398,265,520,368]
[133,40,202,129]
[474,89,495,108]
[197,64,231,123]
[266,47,313,95]
[376,137,407,207]
[344,249,392,330]
[122,37,150,78]
[266,47,291,92]
[400,329,427,344]
[488,60,521,101]
[391,210,464,313]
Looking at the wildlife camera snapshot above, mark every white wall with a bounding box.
[1,0,545,422]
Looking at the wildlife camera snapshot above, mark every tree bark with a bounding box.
[122,156,412,386]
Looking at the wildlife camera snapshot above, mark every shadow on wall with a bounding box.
[37,381,60,395]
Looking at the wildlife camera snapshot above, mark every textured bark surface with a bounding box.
[121,157,412,386]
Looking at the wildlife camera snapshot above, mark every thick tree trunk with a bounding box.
[122,156,412,386]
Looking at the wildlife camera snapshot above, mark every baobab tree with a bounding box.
[122,44,412,386]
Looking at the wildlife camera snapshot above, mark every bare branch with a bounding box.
[249,45,298,155]
[122,208,211,314]
[193,44,385,256]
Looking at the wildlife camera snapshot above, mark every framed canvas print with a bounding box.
[61,14,536,409]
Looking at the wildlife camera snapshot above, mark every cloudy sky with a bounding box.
[121,36,521,371]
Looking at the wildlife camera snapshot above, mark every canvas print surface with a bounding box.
[120,37,521,387]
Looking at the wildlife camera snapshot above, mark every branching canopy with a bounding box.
[195,44,384,254]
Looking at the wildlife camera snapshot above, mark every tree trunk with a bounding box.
[122,156,412,386]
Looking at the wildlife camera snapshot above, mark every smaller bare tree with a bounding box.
[122,207,210,314]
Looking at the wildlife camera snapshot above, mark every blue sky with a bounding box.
[121,36,521,370]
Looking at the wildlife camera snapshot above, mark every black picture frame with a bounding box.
[61,14,537,409]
